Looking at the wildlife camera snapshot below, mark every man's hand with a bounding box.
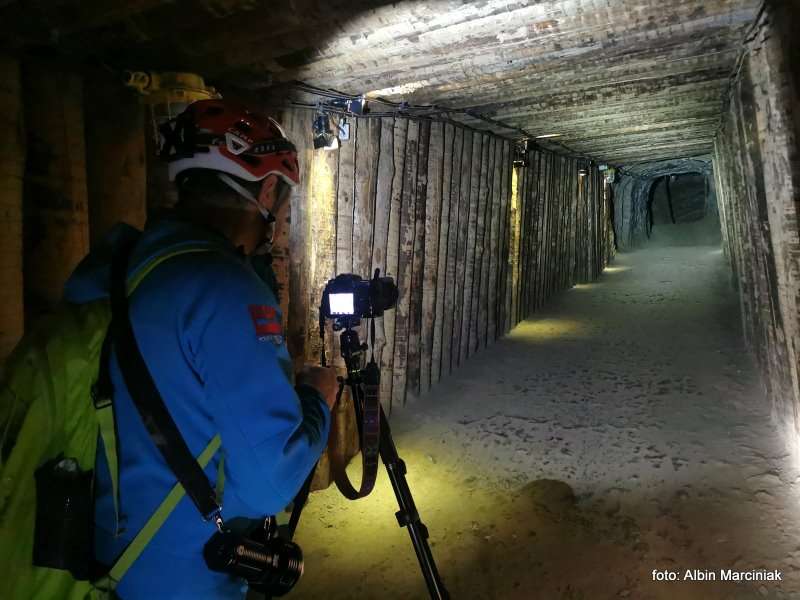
[296,366,339,411]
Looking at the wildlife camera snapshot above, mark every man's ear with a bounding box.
[258,174,278,212]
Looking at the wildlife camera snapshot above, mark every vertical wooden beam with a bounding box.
[0,56,24,363]
[283,109,313,372]
[509,162,521,328]
[304,125,339,367]
[479,136,494,346]
[23,63,90,316]
[392,119,418,409]
[526,151,542,316]
[544,153,557,305]
[353,119,379,279]
[336,119,357,275]
[381,118,407,413]
[372,118,397,413]
[444,126,465,375]
[498,140,511,336]
[521,150,537,316]
[514,153,531,324]
[470,135,490,353]
[422,121,444,393]
[453,129,473,368]
[487,137,502,342]
[461,132,483,362]
[407,120,430,400]
[84,75,146,246]
[431,122,453,385]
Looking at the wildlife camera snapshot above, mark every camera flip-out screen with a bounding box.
[329,293,355,316]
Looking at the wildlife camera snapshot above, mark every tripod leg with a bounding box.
[378,407,450,600]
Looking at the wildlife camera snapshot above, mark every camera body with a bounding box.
[321,272,398,330]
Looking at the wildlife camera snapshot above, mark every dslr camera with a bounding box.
[320,271,398,329]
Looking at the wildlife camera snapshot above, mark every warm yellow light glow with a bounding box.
[366,80,430,98]
[289,442,468,596]
[509,168,521,321]
[307,149,337,312]
[510,318,589,341]
[571,283,597,291]
[603,266,631,274]
[535,133,563,139]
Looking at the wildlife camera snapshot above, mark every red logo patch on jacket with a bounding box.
[248,305,283,341]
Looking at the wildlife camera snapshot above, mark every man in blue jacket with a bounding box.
[65,99,337,598]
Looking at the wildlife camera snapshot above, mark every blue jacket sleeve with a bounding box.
[184,253,330,516]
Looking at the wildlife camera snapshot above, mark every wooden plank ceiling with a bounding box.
[1,0,761,165]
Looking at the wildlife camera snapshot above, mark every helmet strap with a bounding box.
[216,173,273,222]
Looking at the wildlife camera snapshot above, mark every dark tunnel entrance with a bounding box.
[646,172,722,247]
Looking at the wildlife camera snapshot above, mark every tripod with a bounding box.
[322,319,450,600]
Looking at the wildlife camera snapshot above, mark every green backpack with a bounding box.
[0,244,219,599]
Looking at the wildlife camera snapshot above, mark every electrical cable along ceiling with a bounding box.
[1,0,762,164]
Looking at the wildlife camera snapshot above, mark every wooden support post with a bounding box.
[432,122,454,384]
[461,133,482,362]
[373,118,398,413]
[0,56,24,363]
[84,75,146,245]
[406,120,430,399]
[445,127,465,374]
[474,135,493,351]
[282,109,312,372]
[392,119,418,409]
[23,62,90,317]
[352,119,379,283]
[495,140,510,337]
[336,119,356,276]
[422,121,444,394]
[487,137,502,343]
[381,118,407,412]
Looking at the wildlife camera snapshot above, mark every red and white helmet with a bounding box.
[161,99,300,186]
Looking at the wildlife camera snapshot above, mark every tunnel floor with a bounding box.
[289,239,800,600]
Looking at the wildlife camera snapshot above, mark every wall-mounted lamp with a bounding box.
[338,117,350,142]
[513,138,531,168]
[313,112,340,151]
[598,164,616,184]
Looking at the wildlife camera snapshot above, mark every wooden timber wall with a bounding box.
[713,1,800,442]
[279,108,612,413]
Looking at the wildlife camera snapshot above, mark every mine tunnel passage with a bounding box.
[2,1,800,599]
[293,231,800,599]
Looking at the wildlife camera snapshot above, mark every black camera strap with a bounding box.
[329,339,381,500]
[109,240,222,522]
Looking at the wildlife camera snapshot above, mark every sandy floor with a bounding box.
[289,229,800,600]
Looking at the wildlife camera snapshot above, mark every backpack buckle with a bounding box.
[91,384,112,409]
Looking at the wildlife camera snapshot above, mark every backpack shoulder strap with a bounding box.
[93,242,216,538]
[94,434,221,592]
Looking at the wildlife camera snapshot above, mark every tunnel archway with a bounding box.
[612,158,718,250]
